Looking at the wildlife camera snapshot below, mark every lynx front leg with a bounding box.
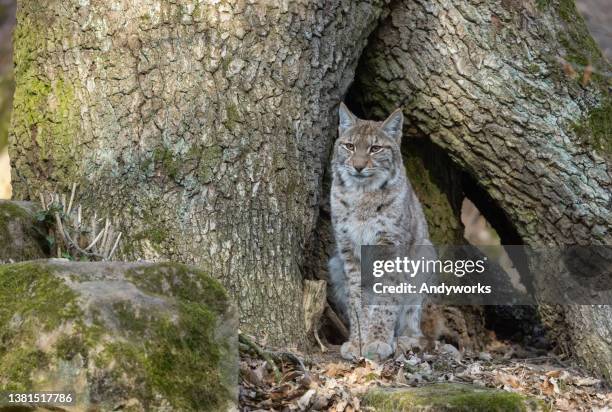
[340,257,369,360]
[363,305,400,361]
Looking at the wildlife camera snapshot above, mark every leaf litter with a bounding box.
[239,335,611,411]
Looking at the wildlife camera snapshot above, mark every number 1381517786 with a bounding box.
[2,392,75,405]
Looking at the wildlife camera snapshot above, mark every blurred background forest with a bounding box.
[0,0,609,199]
[0,0,15,198]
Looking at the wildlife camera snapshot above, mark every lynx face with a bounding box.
[333,104,404,190]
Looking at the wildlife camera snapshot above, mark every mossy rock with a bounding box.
[0,201,49,263]
[362,383,545,412]
[0,260,238,411]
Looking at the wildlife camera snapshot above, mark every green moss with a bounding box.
[83,263,233,411]
[0,262,79,390]
[224,103,240,131]
[573,97,612,154]
[555,0,605,80]
[403,144,463,245]
[1,348,50,392]
[196,145,223,183]
[527,64,540,75]
[0,201,30,223]
[535,0,552,10]
[54,334,87,361]
[362,384,544,412]
[125,262,228,312]
[0,261,235,410]
[11,11,81,186]
[153,147,181,180]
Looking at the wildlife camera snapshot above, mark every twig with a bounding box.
[271,351,307,372]
[67,183,76,215]
[108,232,122,259]
[239,333,282,383]
[354,306,363,358]
[325,303,349,341]
[84,228,105,251]
[61,227,106,260]
[39,185,121,261]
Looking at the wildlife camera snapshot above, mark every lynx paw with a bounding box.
[340,341,360,360]
[363,340,393,361]
[396,336,426,354]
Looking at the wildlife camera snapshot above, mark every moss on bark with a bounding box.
[572,97,612,154]
[10,7,81,193]
[403,141,464,245]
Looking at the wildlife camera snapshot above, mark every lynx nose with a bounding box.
[354,165,365,173]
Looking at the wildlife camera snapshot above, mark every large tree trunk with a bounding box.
[8,0,611,378]
[351,0,611,379]
[9,0,389,347]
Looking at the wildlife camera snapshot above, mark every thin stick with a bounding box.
[325,303,349,341]
[354,306,363,358]
[91,212,98,253]
[239,333,282,383]
[61,227,105,259]
[107,232,122,260]
[84,229,105,251]
[100,218,110,256]
[66,183,77,215]
[102,226,114,257]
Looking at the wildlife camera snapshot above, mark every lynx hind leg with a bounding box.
[398,305,423,337]
[328,253,349,322]
[396,305,426,353]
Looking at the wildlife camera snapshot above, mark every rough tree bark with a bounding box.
[8,0,611,377]
[351,0,611,379]
[9,0,390,346]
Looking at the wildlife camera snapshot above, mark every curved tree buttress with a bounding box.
[351,0,611,379]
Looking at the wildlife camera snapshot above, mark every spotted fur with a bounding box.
[329,102,433,361]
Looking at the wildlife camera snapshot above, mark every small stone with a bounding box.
[479,351,493,361]
[441,343,462,361]
[406,354,421,366]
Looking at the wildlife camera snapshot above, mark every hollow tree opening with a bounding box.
[341,0,612,378]
[346,64,550,349]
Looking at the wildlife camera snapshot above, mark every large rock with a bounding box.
[362,384,544,412]
[0,200,48,263]
[0,260,238,411]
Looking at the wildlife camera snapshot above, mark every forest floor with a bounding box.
[239,335,612,411]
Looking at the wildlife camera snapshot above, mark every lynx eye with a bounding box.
[370,145,383,153]
[343,143,355,151]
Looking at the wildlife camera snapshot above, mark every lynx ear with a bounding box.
[381,108,404,142]
[338,102,356,136]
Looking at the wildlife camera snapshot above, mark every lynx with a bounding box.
[329,103,432,361]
